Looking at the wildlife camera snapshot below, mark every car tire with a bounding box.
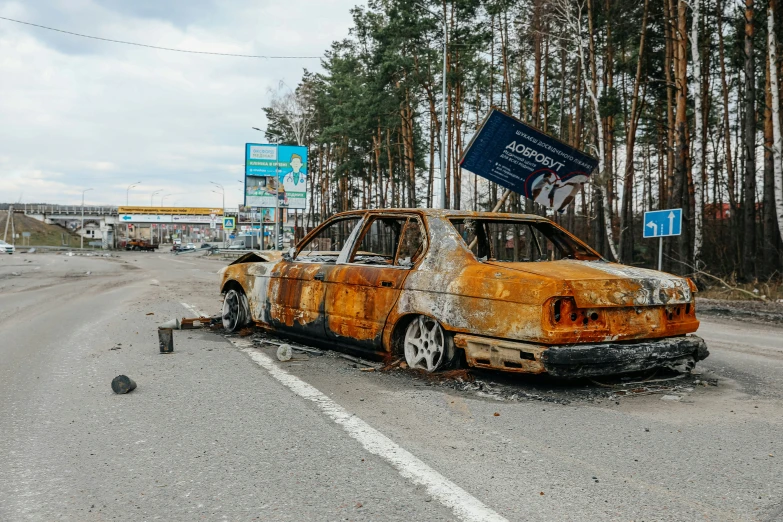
[403,316,455,372]
[222,288,250,332]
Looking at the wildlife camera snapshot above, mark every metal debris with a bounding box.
[111,375,137,394]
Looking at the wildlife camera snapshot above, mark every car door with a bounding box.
[267,215,364,339]
[323,214,427,351]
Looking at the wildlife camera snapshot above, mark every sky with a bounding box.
[0,0,362,208]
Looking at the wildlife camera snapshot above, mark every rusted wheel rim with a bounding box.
[222,289,245,332]
[404,316,446,372]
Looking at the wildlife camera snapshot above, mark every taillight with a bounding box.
[549,297,605,327]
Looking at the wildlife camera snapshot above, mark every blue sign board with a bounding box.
[244,143,308,209]
[643,209,682,238]
[460,109,598,212]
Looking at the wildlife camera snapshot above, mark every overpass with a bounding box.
[21,205,239,249]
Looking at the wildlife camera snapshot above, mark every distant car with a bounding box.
[200,243,212,249]
[218,209,708,378]
[171,244,182,252]
[0,240,15,254]
[185,243,196,250]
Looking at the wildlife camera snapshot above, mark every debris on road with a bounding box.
[158,327,174,353]
[111,375,137,394]
[276,344,293,362]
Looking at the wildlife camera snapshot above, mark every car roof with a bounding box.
[329,208,550,221]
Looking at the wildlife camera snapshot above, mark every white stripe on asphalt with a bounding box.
[180,302,207,317]
[230,338,508,522]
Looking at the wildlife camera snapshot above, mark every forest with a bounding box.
[262,0,783,283]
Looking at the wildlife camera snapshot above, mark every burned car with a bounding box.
[218,209,707,377]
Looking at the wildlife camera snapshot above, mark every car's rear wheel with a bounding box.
[222,288,249,332]
[403,316,453,372]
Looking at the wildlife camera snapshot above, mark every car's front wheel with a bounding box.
[403,316,454,372]
[222,288,250,332]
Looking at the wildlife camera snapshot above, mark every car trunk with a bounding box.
[484,259,693,308]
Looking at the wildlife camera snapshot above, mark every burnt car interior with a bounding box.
[296,216,362,263]
[450,218,602,262]
[350,217,425,267]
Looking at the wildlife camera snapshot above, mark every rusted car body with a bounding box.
[218,209,707,377]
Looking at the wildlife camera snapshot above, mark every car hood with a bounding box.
[484,259,693,307]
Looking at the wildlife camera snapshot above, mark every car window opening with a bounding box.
[350,217,425,268]
[449,218,600,262]
[296,217,362,263]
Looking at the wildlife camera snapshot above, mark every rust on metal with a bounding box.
[217,209,708,377]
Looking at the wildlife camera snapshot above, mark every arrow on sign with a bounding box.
[122,216,132,221]
[646,221,658,237]
[668,211,675,235]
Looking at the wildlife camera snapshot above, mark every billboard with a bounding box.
[117,206,223,215]
[245,143,308,209]
[460,109,598,212]
[119,214,217,224]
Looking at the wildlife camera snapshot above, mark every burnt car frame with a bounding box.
[218,209,707,377]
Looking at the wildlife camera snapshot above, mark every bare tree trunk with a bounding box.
[691,0,705,265]
[532,0,542,127]
[584,0,620,261]
[764,50,778,275]
[769,0,783,243]
[672,0,691,272]
[620,0,649,263]
[743,0,757,280]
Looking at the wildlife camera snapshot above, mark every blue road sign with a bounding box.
[222,217,236,230]
[643,208,682,238]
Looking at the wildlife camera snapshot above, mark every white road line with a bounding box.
[228,337,508,522]
[180,302,208,317]
[169,258,196,266]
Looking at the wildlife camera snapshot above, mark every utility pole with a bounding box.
[210,182,225,245]
[439,8,447,210]
[126,182,140,205]
[81,188,93,249]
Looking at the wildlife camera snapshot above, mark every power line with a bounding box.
[0,16,322,59]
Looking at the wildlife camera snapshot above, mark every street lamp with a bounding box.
[160,193,172,206]
[150,190,162,206]
[81,188,93,249]
[210,182,225,245]
[126,182,141,206]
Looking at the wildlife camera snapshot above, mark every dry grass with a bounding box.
[698,278,783,301]
[0,212,82,247]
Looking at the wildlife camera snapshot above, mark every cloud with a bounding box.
[0,0,360,207]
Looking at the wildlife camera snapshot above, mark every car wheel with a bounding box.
[403,316,453,372]
[222,288,249,332]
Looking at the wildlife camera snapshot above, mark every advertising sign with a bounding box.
[117,206,222,215]
[119,214,215,224]
[460,109,598,212]
[245,143,308,209]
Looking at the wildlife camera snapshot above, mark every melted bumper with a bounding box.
[540,335,709,377]
[454,333,709,378]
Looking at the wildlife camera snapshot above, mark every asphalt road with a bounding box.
[1,250,781,521]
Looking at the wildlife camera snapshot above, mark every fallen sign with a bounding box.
[459,108,598,212]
